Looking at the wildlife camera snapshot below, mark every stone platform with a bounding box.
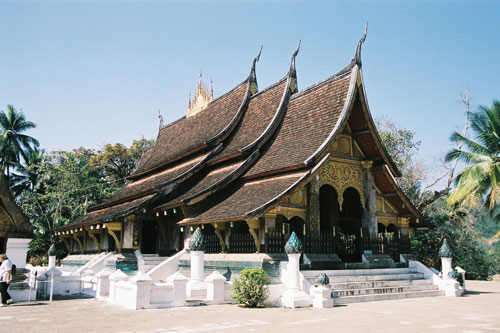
[0,280,498,332]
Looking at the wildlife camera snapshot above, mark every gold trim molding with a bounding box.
[318,159,365,209]
[266,206,306,221]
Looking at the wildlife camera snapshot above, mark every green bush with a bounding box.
[230,268,270,308]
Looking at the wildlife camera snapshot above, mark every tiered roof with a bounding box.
[0,173,33,236]
[54,28,425,233]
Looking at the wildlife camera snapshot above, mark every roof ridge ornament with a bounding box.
[288,40,301,93]
[290,40,301,74]
[249,46,263,95]
[158,109,164,128]
[354,22,368,66]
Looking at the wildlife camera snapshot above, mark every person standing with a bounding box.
[0,254,13,306]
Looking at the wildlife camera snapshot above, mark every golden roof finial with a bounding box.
[187,70,213,118]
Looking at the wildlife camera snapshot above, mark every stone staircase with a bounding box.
[303,267,444,304]
[9,267,33,301]
[143,254,169,272]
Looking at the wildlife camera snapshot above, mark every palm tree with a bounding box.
[445,100,500,211]
[0,105,39,179]
[9,147,44,197]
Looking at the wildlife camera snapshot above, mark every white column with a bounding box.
[48,256,56,268]
[441,257,452,279]
[287,253,301,291]
[282,252,312,308]
[186,251,206,298]
[190,251,204,282]
[6,238,31,268]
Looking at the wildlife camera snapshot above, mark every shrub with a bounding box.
[230,268,270,307]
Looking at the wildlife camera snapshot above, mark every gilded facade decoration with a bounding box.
[250,82,257,95]
[398,217,410,227]
[318,159,365,208]
[266,206,306,221]
[133,219,140,250]
[308,179,320,236]
[376,215,398,226]
[290,188,306,206]
[330,135,352,156]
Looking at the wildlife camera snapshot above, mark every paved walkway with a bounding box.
[1,280,499,332]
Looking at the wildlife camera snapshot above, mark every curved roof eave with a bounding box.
[304,64,360,166]
[380,164,425,224]
[355,69,402,178]
[246,153,330,219]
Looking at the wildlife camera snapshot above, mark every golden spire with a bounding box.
[187,69,213,118]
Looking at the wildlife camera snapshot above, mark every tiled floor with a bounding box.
[1,280,499,332]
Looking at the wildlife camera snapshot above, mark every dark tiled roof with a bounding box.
[134,81,249,174]
[92,154,208,210]
[135,147,154,172]
[215,79,287,160]
[54,194,154,231]
[0,174,32,234]
[247,72,352,177]
[179,172,306,225]
[161,161,244,207]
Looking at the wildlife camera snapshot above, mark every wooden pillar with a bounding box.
[362,161,377,238]
[308,178,320,238]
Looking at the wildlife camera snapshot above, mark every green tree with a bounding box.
[18,139,153,260]
[0,105,39,179]
[89,138,154,186]
[9,147,44,197]
[445,100,500,211]
[377,115,498,280]
[376,117,424,203]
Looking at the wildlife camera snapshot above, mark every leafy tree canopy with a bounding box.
[0,105,39,178]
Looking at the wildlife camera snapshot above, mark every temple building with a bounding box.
[0,173,33,267]
[53,31,426,268]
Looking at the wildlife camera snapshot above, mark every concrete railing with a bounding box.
[147,249,187,282]
[134,250,146,272]
[70,252,111,276]
[409,260,464,296]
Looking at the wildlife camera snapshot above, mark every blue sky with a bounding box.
[1,0,499,177]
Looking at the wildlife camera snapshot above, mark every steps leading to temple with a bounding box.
[304,267,444,304]
[142,254,169,272]
[61,254,102,272]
